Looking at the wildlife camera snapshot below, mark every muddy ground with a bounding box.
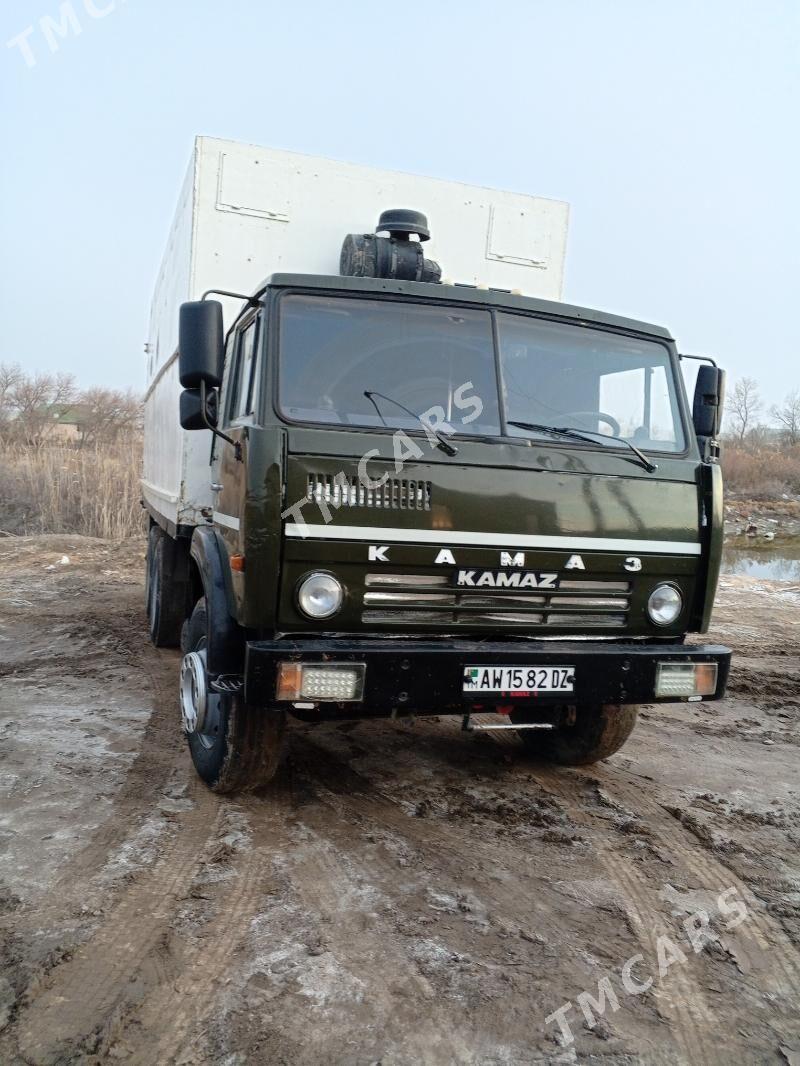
[0,535,798,1066]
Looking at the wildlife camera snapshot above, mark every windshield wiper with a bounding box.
[506,420,657,473]
[364,390,458,456]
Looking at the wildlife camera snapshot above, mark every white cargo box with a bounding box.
[142,136,570,531]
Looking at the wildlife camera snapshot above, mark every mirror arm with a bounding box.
[201,289,263,351]
[199,380,242,462]
[679,352,718,367]
[202,288,261,305]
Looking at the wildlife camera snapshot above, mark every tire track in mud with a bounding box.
[527,765,722,1065]
[1,559,185,923]
[289,730,560,900]
[530,761,800,1056]
[87,769,490,1066]
[68,781,299,1065]
[0,568,203,1060]
[481,698,800,1000]
[37,647,184,910]
[114,824,279,1065]
[142,762,505,1066]
[6,621,220,1066]
[298,721,800,1063]
[283,731,680,1061]
[568,764,800,992]
[270,804,482,1064]
[13,789,226,1065]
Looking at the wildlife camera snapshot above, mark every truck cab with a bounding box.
[146,217,730,791]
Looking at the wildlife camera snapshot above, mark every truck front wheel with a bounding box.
[514,704,638,765]
[182,597,285,792]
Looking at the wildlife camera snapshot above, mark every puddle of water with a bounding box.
[723,542,800,581]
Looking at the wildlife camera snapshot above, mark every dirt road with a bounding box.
[0,535,798,1065]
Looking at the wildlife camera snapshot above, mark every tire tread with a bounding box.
[517,704,638,765]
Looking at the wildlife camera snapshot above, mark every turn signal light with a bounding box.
[276,662,365,702]
[655,662,718,699]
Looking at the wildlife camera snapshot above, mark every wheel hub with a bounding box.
[180,649,208,733]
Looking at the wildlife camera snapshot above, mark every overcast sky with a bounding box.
[2,0,798,406]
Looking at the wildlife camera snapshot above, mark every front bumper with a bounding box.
[244,638,731,714]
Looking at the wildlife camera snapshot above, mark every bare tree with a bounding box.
[6,371,76,443]
[0,368,144,446]
[78,387,142,445]
[771,388,800,447]
[0,363,23,433]
[726,377,762,443]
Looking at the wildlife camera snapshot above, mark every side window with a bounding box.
[229,317,258,422]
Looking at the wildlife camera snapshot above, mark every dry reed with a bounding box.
[721,443,800,498]
[0,437,145,539]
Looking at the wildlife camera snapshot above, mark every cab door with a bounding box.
[211,310,261,608]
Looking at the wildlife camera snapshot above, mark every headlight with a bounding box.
[297,572,343,619]
[647,584,683,626]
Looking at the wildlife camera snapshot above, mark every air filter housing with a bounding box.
[340,209,441,284]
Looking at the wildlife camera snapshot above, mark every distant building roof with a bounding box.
[50,403,92,425]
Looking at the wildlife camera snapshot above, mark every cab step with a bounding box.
[210,673,244,694]
[461,713,554,733]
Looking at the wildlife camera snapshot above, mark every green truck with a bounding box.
[143,141,729,791]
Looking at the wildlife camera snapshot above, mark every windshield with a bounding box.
[278,294,501,436]
[278,294,686,453]
[497,313,686,453]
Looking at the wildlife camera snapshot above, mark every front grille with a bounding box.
[361,574,631,629]
[307,475,431,510]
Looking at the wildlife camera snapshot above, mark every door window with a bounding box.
[230,317,258,421]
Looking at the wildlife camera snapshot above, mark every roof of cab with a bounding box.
[253,272,674,342]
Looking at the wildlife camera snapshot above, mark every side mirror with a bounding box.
[179,387,218,431]
[179,300,224,388]
[692,365,725,438]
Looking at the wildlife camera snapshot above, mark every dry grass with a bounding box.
[721,443,800,499]
[0,438,144,539]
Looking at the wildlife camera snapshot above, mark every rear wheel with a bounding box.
[182,597,285,792]
[145,525,187,648]
[514,704,638,765]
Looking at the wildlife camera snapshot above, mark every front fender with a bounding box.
[692,462,724,633]
[190,525,243,672]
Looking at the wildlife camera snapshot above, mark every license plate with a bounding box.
[452,569,560,590]
[463,665,575,695]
